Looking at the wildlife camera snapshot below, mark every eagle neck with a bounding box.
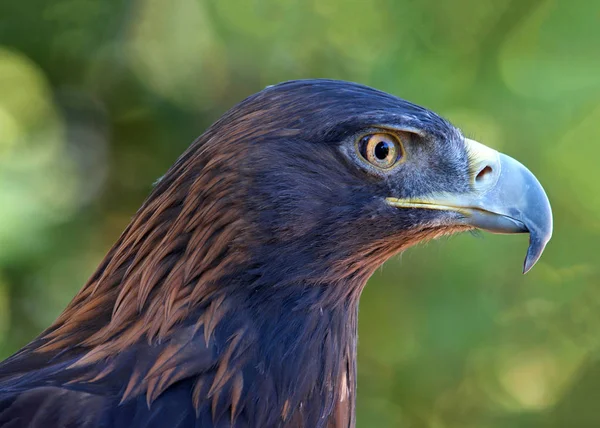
[222,277,362,427]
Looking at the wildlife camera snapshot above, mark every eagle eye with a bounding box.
[357,133,403,170]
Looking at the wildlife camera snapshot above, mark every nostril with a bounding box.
[475,165,494,185]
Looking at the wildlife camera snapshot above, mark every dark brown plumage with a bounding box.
[0,80,552,427]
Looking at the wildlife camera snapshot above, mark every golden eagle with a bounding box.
[0,80,552,427]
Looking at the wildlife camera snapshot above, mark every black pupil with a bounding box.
[374,140,390,160]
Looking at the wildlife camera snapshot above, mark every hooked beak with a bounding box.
[387,138,553,273]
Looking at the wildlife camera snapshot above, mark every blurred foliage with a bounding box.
[0,0,599,426]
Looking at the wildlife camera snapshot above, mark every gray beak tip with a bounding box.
[522,227,552,274]
[523,243,543,274]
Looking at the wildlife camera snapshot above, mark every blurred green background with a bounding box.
[0,0,598,426]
